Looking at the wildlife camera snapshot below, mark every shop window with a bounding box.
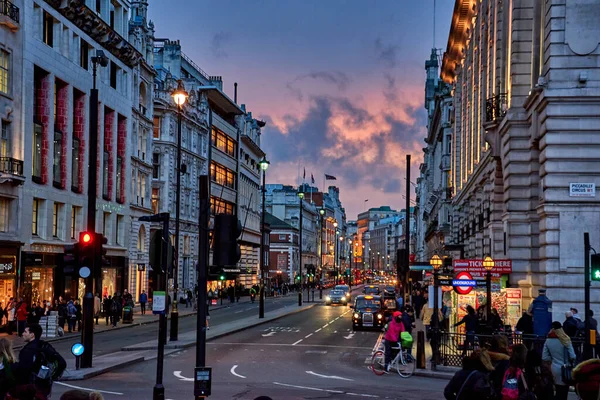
[102,268,117,299]
[0,50,9,95]
[0,198,8,232]
[26,266,54,304]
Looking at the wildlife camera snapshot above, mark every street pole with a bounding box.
[195,176,209,399]
[154,218,169,400]
[432,267,440,369]
[298,193,303,306]
[404,154,411,304]
[584,232,592,359]
[259,166,267,318]
[486,270,492,323]
[170,104,182,342]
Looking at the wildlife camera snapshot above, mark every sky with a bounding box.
[148,0,454,220]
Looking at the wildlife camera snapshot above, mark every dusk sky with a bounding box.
[148,1,454,219]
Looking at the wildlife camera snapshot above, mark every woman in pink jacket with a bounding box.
[384,311,405,371]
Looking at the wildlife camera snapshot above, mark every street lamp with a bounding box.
[169,79,188,342]
[319,208,325,298]
[483,255,495,322]
[298,191,304,306]
[335,229,340,284]
[258,156,270,319]
[430,254,443,369]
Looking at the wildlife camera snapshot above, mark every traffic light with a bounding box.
[592,254,600,281]
[63,242,79,273]
[212,214,243,270]
[78,231,95,271]
[149,229,173,274]
[219,273,226,281]
[96,233,109,267]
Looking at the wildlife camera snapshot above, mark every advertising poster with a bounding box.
[505,288,522,329]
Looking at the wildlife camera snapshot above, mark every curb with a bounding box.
[414,369,455,380]
[60,355,147,381]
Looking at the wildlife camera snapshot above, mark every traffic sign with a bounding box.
[454,271,475,295]
[71,343,84,357]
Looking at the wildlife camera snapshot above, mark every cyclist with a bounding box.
[383,311,405,372]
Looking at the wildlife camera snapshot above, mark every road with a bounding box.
[50,302,448,399]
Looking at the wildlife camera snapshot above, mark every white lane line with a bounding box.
[292,339,303,346]
[322,325,328,329]
[230,365,246,379]
[306,370,354,381]
[234,310,244,314]
[273,382,344,394]
[315,328,322,332]
[347,393,379,398]
[262,332,276,337]
[344,332,355,340]
[54,382,123,396]
[304,333,313,339]
[173,371,194,381]
[208,342,372,350]
[245,308,254,311]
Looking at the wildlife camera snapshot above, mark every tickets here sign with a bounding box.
[453,259,512,277]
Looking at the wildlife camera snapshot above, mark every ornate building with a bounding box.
[442,0,600,314]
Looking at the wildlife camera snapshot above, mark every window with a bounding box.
[103,212,110,238]
[0,198,8,232]
[0,50,9,94]
[53,131,62,187]
[32,123,43,181]
[279,234,287,241]
[32,198,40,235]
[71,206,80,239]
[116,215,123,245]
[95,0,101,14]
[52,202,60,237]
[109,10,115,28]
[43,12,54,47]
[1,120,10,158]
[152,188,160,214]
[140,173,146,207]
[210,196,234,215]
[153,117,160,138]
[152,153,160,179]
[71,137,80,191]
[102,150,109,199]
[79,39,89,70]
[116,155,123,202]
[110,61,118,89]
[211,128,236,157]
[184,235,190,255]
[210,161,235,189]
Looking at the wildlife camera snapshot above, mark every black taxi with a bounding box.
[363,285,381,296]
[351,295,385,331]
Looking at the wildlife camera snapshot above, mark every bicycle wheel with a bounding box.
[396,350,415,378]
[371,350,386,375]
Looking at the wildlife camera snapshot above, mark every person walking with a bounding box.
[139,291,148,315]
[487,335,511,395]
[94,293,101,325]
[6,298,15,335]
[74,300,82,332]
[110,294,120,327]
[563,311,578,338]
[524,348,554,400]
[420,301,443,341]
[66,300,77,333]
[16,323,67,398]
[454,305,478,353]
[103,296,113,326]
[444,349,496,399]
[499,344,528,400]
[0,337,17,399]
[516,305,534,349]
[15,298,28,337]
[542,321,576,400]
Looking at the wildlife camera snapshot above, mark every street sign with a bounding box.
[452,279,476,287]
[454,271,475,295]
[453,259,512,277]
[152,291,166,314]
[569,183,595,197]
[71,343,84,357]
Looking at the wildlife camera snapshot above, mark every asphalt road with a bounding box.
[50,302,449,400]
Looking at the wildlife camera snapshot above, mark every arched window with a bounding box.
[137,225,146,252]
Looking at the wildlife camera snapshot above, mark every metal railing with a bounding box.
[485,93,508,123]
[1,0,19,24]
[0,157,23,176]
[181,51,210,81]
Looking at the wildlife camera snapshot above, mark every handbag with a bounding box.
[518,371,537,400]
[561,346,575,386]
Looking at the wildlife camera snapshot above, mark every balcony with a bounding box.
[0,157,24,185]
[0,0,19,31]
[485,93,508,124]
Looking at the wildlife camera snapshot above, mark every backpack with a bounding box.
[32,342,67,384]
[67,304,76,318]
[575,318,585,338]
[501,368,522,400]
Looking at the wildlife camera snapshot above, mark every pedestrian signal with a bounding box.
[592,254,600,281]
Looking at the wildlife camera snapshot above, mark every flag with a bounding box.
[365,199,369,203]
[303,168,306,181]
[311,174,315,184]
[325,174,337,180]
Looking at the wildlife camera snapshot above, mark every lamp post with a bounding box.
[334,227,340,284]
[430,254,443,369]
[298,191,304,306]
[348,239,353,287]
[169,79,188,342]
[339,235,344,283]
[258,157,270,319]
[319,208,325,298]
[483,255,495,323]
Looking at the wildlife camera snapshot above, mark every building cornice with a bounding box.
[441,0,476,84]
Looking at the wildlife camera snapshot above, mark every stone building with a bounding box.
[441,0,600,314]
[0,0,23,305]
[266,212,298,285]
[20,0,143,303]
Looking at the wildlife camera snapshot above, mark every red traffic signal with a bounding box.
[80,231,93,245]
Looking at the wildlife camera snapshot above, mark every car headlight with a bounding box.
[341,296,346,300]
[353,313,360,319]
[326,296,331,301]
[377,314,383,319]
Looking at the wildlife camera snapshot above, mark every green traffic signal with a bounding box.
[592,254,600,281]
[220,274,225,281]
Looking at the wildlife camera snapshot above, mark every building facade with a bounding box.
[266,212,298,285]
[439,0,600,314]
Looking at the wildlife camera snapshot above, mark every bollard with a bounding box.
[319,288,323,299]
[416,330,426,369]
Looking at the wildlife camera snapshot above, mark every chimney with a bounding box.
[234,82,238,103]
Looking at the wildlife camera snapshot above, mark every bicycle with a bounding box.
[371,342,415,378]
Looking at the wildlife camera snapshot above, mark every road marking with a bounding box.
[54,382,123,396]
[292,339,303,346]
[273,382,344,394]
[304,333,313,338]
[305,350,327,354]
[322,325,328,328]
[315,328,322,332]
[262,332,276,337]
[344,332,355,340]
[230,365,246,379]
[245,308,254,311]
[208,342,372,350]
[306,371,354,381]
[235,310,244,314]
[173,371,194,381]
[347,393,378,398]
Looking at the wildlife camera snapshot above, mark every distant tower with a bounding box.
[424,48,439,119]
[129,0,153,64]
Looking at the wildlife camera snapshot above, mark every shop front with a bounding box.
[22,251,59,305]
[0,247,19,306]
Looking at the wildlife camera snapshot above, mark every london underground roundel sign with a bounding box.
[453,271,476,295]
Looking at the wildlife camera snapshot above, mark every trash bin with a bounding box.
[122,305,134,324]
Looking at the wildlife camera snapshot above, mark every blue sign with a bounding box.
[452,279,476,287]
[71,343,84,357]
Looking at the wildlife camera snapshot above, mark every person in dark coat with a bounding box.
[487,335,510,396]
[563,311,578,338]
[444,349,496,400]
[455,305,478,354]
[103,296,113,326]
[401,306,415,334]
